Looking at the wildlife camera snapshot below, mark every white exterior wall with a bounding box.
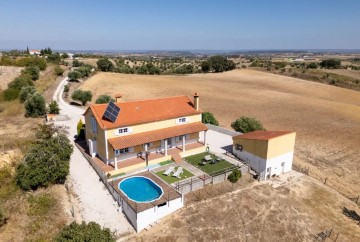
[122,195,183,232]
[265,151,293,177]
[233,148,266,173]
[233,147,293,178]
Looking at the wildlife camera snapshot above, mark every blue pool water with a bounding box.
[119,176,163,203]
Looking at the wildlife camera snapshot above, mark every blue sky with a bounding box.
[0,0,359,50]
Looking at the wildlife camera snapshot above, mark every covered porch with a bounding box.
[105,141,206,176]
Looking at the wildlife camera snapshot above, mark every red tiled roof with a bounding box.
[84,95,201,129]
[108,122,208,150]
[233,130,294,141]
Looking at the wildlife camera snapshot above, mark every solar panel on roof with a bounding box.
[103,101,120,123]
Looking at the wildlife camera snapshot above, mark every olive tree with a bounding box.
[231,116,265,133]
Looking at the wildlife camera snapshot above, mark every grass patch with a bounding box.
[109,172,126,179]
[185,152,235,175]
[28,193,56,216]
[159,160,173,166]
[155,167,194,184]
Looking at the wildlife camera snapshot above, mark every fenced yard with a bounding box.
[155,167,194,184]
[184,152,235,175]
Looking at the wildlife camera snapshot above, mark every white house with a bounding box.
[29,50,41,55]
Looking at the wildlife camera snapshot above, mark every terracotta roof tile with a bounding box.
[108,122,208,150]
[233,130,295,141]
[85,95,201,129]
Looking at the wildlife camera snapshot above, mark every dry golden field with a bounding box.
[81,70,360,199]
[132,175,360,242]
[0,66,23,90]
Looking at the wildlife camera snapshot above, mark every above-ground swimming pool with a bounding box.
[119,176,164,203]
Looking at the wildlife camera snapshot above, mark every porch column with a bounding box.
[114,156,118,170]
[182,135,186,152]
[144,144,148,166]
[164,139,168,156]
[204,130,207,145]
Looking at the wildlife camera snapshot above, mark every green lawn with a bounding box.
[159,160,174,166]
[185,152,235,175]
[155,167,194,184]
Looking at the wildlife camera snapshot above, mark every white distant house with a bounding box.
[232,130,296,180]
[29,50,41,55]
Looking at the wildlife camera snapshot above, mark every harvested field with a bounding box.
[133,175,360,242]
[81,70,360,199]
[325,69,360,80]
[0,66,23,90]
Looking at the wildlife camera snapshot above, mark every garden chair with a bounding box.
[163,166,175,176]
[172,167,184,178]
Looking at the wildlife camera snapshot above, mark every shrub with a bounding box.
[202,112,219,126]
[72,59,81,67]
[54,66,64,76]
[68,71,82,81]
[231,116,265,133]
[97,58,114,72]
[55,221,115,242]
[63,84,69,93]
[306,62,318,69]
[320,59,341,69]
[22,66,40,80]
[72,89,92,105]
[0,210,8,227]
[16,124,73,191]
[48,100,60,114]
[76,66,92,77]
[228,169,241,183]
[95,94,115,104]
[24,92,47,118]
[77,119,85,140]
[8,75,33,91]
[19,86,37,103]
[3,88,20,101]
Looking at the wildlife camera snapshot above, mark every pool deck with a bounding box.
[111,171,182,213]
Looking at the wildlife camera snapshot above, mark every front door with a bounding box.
[167,138,172,148]
[88,139,97,157]
[281,162,285,174]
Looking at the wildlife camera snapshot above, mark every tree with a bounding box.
[48,53,61,64]
[231,116,265,133]
[21,66,40,80]
[48,100,60,114]
[72,90,92,105]
[97,58,114,72]
[202,112,219,126]
[201,61,211,73]
[16,124,73,191]
[8,75,33,91]
[77,66,92,77]
[54,66,64,76]
[95,94,115,104]
[228,169,241,186]
[26,46,30,55]
[19,86,37,103]
[68,71,82,81]
[62,53,69,59]
[55,221,115,242]
[201,56,236,73]
[320,59,341,69]
[306,62,318,69]
[72,59,81,67]
[24,92,47,117]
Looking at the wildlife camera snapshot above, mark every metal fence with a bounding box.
[174,166,242,194]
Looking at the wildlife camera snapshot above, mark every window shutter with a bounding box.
[128,127,133,133]
[185,117,190,122]
[129,147,134,153]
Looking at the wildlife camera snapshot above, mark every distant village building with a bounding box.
[29,50,41,55]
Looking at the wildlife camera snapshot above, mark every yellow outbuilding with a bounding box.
[232,130,296,179]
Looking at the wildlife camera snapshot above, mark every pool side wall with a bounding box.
[136,195,184,232]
